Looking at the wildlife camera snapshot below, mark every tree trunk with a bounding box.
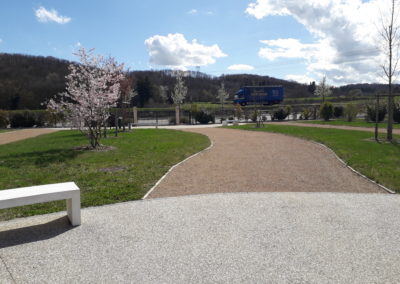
[387,0,395,141]
[115,108,118,137]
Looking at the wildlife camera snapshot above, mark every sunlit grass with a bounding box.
[0,129,210,220]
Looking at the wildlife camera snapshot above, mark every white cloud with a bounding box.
[246,0,391,85]
[35,6,71,24]
[0,38,2,44]
[246,0,289,19]
[285,74,315,84]
[228,64,255,71]
[258,38,333,61]
[188,9,214,16]
[144,33,227,69]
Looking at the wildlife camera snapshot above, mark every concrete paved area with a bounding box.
[1,192,400,283]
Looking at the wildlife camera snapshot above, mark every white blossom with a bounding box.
[47,47,125,148]
[217,82,229,104]
[171,71,187,105]
[314,76,332,102]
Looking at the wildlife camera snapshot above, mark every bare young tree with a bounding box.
[379,0,400,141]
[118,76,137,132]
[217,82,229,119]
[217,82,229,105]
[159,85,169,103]
[314,76,332,103]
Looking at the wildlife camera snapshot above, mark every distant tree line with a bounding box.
[0,53,69,110]
[1,53,397,110]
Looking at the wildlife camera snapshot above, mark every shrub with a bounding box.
[46,111,65,127]
[234,104,243,120]
[10,111,36,128]
[0,110,9,128]
[291,109,297,120]
[366,104,386,122]
[394,103,400,123]
[319,102,334,121]
[169,116,189,125]
[194,110,215,124]
[333,106,344,118]
[300,108,312,120]
[243,110,250,121]
[33,111,49,127]
[286,105,293,117]
[312,106,318,120]
[344,104,358,122]
[251,110,258,122]
[272,107,290,120]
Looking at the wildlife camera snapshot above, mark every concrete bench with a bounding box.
[225,120,239,126]
[0,182,81,226]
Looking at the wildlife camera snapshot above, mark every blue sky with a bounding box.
[0,0,393,85]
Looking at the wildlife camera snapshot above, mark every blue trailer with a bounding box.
[233,86,284,106]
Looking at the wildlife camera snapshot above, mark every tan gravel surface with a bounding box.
[266,121,400,134]
[0,129,61,145]
[148,128,384,198]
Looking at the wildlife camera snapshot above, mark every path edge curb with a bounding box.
[142,138,215,199]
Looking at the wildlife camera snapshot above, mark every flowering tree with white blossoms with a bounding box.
[314,76,332,103]
[47,47,125,148]
[171,71,187,105]
[217,82,229,104]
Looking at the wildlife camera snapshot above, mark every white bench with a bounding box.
[0,182,81,226]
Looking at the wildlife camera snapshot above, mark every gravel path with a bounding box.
[265,121,400,134]
[0,129,61,145]
[148,128,383,198]
[1,192,400,283]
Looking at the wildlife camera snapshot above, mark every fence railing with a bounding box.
[2,102,374,128]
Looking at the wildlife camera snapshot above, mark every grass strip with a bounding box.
[298,119,400,129]
[231,124,400,193]
[0,129,210,220]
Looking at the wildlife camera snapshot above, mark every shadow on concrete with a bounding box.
[0,216,74,249]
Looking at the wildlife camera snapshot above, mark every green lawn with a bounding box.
[230,124,400,193]
[0,129,12,133]
[298,119,400,129]
[0,129,210,220]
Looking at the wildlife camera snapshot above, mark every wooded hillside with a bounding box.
[0,53,391,110]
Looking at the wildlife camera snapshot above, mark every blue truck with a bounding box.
[233,86,284,106]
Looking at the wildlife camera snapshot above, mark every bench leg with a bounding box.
[67,192,81,226]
